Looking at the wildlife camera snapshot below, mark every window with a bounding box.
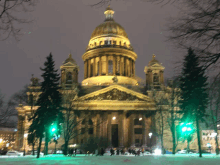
[82,119,86,125]
[81,128,85,134]
[113,41,116,45]
[119,41,121,46]
[153,73,159,84]
[134,119,142,125]
[66,72,72,84]
[94,42,96,46]
[108,60,113,74]
[89,119,93,125]
[105,40,108,45]
[99,41,102,45]
[88,128,93,134]
[134,128,142,134]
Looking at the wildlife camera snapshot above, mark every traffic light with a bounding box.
[177,122,194,141]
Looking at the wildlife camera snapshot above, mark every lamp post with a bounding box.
[23,133,28,156]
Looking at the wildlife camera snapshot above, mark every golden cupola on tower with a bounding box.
[82,5,138,86]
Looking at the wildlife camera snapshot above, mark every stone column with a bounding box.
[124,57,127,76]
[106,55,108,75]
[93,57,96,77]
[85,115,89,143]
[142,114,147,147]
[119,112,124,147]
[96,114,100,138]
[119,56,121,76]
[84,61,87,79]
[88,59,91,78]
[107,113,112,147]
[113,55,116,75]
[160,70,164,84]
[133,60,135,77]
[130,114,135,147]
[99,56,102,76]
[93,116,97,137]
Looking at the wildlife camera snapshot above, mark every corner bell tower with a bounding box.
[60,53,79,88]
[144,54,165,90]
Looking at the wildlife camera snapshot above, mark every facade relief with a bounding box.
[83,88,145,101]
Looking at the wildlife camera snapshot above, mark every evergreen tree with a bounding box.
[180,48,208,157]
[29,53,62,158]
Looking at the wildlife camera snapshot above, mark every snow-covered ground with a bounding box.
[0,154,220,165]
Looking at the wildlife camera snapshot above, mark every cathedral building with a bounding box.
[16,6,170,151]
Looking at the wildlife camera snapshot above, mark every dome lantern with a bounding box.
[104,5,115,21]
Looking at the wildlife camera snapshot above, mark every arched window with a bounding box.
[153,73,159,84]
[82,119,86,125]
[108,60,113,74]
[105,40,108,45]
[66,72,72,84]
[88,119,93,125]
[119,41,121,46]
[99,41,102,45]
[94,42,97,46]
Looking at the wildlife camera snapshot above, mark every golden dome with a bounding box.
[90,5,128,39]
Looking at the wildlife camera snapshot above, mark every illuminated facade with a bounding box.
[16,6,169,151]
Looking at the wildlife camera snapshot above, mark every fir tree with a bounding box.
[180,48,208,157]
[29,53,62,158]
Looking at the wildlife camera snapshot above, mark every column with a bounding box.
[133,60,135,77]
[119,56,122,76]
[142,114,147,147]
[85,115,89,143]
[119,112,124,147]
[88,59,91,78]
[94,116,97,137]
[99,56,102,76]
[113,55,116,75]
[96,114,100,138]
[107,113,112,147]
[84,60,87,79]
[160,70,164,84]
[130,114,135,147]
[106,55,108,75]
[93,57,96,77]
[124,57,127,76]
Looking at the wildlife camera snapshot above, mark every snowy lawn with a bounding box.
[0,154,220,165]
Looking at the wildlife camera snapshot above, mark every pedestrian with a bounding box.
[101,148,104,156]
[74,148,77,156]
[95,149,98,156]
[128,148,131,155]
[117,149,119,155]
[110,148,114,156]
[137,149,140,156]
[142,148,144,155]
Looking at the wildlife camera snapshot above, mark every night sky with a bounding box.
[0,0,184,99]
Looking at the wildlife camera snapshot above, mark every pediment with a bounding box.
[62,62,77,67]
[77,85,153,102]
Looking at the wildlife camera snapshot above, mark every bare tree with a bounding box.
[0,0,36,41]
[208,77,220,155]
[0,91,17,127]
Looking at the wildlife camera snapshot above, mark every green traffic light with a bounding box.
[52,128,56,132]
